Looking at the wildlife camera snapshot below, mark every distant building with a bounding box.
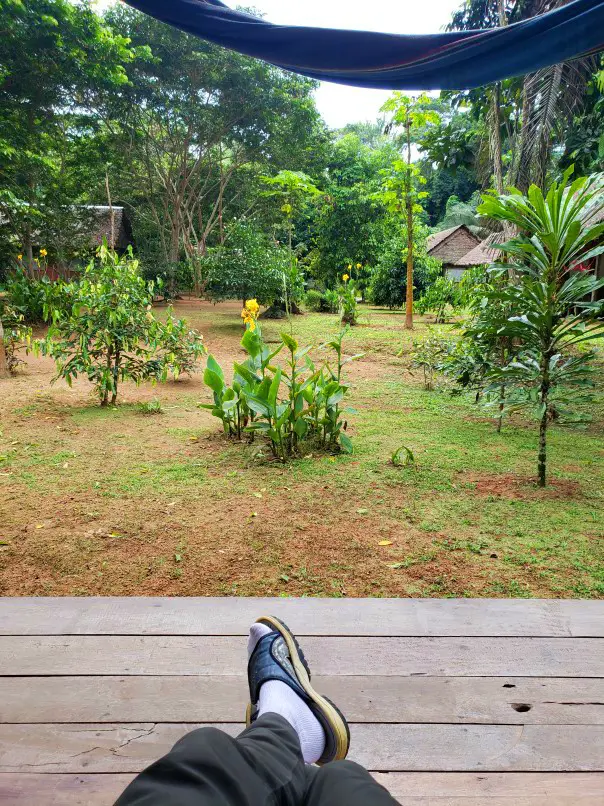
[426,225,481,279]
[428,207,604,300]
[84,206,133,252]
[450,232,501,276]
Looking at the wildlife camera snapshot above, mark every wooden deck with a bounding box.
[0,597,602,805]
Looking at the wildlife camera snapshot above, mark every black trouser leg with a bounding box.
[304,759,400,806]
[114,714,307,806]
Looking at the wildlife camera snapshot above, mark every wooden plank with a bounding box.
[1,724,602,772]
[2,773,604,806]
[1,597,602,637]
[2,675,603,725]
[1,636,601,677]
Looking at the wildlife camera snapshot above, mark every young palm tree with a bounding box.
[477,170,604,486]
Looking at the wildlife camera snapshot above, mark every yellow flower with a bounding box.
[39,248,47,257]
[17,254,23,261]
[342,273,349,282]
[347,264,352,270]
[248,319,256,332]
[356,262,362,269]
[241,308,247,319]
[245,298,260,314]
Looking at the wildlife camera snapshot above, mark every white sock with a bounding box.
[248,622,326,764]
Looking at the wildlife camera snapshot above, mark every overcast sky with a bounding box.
[95,0,461,128]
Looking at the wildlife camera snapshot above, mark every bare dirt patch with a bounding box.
[466,473,583,500]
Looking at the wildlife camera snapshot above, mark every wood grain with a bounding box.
[2,675,603,724]
[2,773,604,806]
[2,635,601,677]
[1,723,603,773]
[1,597,601,636]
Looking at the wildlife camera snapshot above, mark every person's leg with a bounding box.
[303,760,400,806]
[114,712,307,806]
[115,615,351,806]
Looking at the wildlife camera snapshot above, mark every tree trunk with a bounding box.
[101,345,113,407]
[538,409,548,487]
[111,348,120,405]
[105,170,115,250]
[405,117,414,330]
[0,318,9,378]
[23,225,34,279]
[538,355,551,487]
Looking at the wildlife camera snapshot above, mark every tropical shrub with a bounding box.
[323,288,340,313]
[304,289,324,312]
[157,314,205,380]
[203,220,290,308]
[5,266,78,324]
[0,301,32,376]
[475,169,604,486]
[201,304,360,460]
[37,245,205,406]
[368,231,436,308]
[416,275,460,323]
[410,328,454,390]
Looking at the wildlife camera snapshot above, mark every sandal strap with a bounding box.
[247,632,308,704]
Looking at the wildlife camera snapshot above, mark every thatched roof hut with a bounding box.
[84,206,133,251]
[453,232,502,270]
[426,225,481,270]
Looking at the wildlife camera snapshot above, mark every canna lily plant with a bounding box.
[200,307,362,460]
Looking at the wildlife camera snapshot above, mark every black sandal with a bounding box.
[246,615,350,764]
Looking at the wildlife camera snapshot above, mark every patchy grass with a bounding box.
[0,300,602,597]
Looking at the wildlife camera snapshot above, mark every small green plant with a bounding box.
[391,445,415,467]
[37,244,205,406]
[410,328,452,390]
[323,288,340,314]
[157,315,205,380]
[201,305,361,460]
[416,275,460,323]
[138,399,163,416]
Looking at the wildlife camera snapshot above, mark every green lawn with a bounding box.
[1,301,602,597]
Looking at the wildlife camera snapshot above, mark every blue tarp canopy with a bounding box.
[124,0,604,90]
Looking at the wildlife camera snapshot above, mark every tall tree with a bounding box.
[97,6,324,290]
[447,0,597,194]
[381,94,439,329]
[0,0,134,269]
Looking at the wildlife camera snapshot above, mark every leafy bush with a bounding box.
[416,276,460,322]
[323,288,340,313]
[304,289,324,312]
[157,315,205,380]
[37,245,205,406]
[201,306,361,460]
[304,288,339,313]
[0,301,32,376]
[368,232,435,308]
[5,268,76,324]
[203,220,291,307]
[410,328,454,390]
